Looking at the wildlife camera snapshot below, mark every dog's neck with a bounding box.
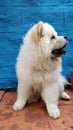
[34,56,61,73]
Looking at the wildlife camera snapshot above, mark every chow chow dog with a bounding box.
[13,21,70,118]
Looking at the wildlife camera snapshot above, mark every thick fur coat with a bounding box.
[13,22,70,118]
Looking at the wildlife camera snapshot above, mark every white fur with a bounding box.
[13,22,70,118]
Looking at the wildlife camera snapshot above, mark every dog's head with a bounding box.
[28,21,68,58]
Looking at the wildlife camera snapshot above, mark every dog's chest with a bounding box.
[32,58,61,86]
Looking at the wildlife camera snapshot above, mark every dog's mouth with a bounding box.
[52,44,67,57]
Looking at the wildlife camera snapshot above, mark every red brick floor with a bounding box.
[0,90,73,130]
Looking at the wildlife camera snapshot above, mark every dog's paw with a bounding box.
[13,100,25,111]
[61,92,70,100]
[47,104,60,119]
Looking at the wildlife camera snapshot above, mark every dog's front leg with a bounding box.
[41,84,60,119]
[13,80,30,111]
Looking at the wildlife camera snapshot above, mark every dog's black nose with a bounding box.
[64,36,68,39]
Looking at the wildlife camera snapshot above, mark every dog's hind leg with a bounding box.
[58,75,71,100]
[60,92,70,100]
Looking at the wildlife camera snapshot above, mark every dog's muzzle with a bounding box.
[52,44,67,57]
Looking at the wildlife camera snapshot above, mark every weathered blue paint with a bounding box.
[0,0,73,89]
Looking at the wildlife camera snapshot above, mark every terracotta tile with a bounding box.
[0,90,73,130]
[5,92,16,106]
[0,91,16,111]
[47,105,73,130]
[0,114,50,130]
[47,90,73,130]
[0,91,5,102]
[0,91,5,96]
[0,91,51,130]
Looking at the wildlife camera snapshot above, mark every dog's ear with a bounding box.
[37,21,43,38]
[31,21,44,43]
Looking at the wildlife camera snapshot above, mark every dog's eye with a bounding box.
[51,36,55,40]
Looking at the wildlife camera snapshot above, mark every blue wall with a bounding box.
[0,0,73,89]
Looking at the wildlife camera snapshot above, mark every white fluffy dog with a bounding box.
[13,21,70,118]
